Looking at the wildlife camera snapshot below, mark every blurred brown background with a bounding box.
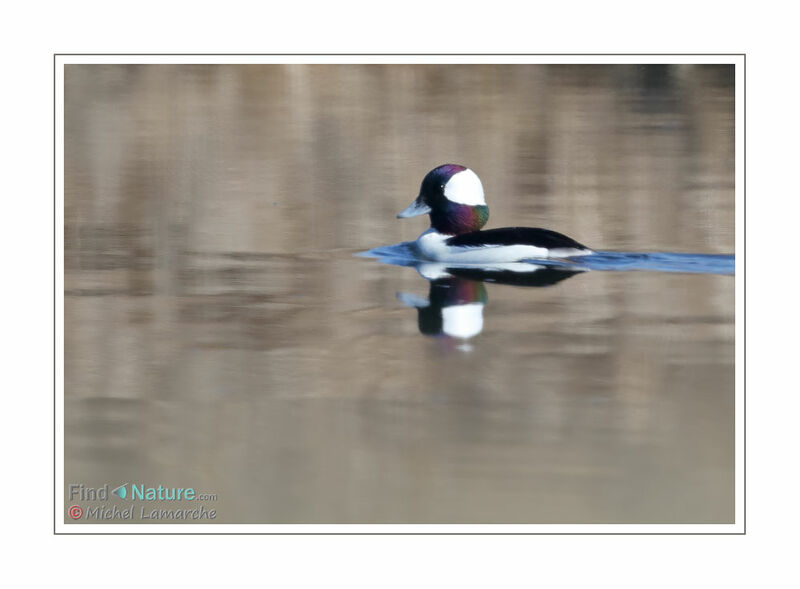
[65,64,734,524]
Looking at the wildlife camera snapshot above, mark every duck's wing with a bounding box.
[446,227,589,251]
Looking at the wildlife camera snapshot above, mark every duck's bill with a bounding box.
[397,199,431,218]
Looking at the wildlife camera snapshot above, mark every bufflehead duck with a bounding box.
[397,164,593,262]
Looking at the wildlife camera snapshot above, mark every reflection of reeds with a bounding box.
[65,64,734,252]
[64,63,734,383]
[64,65,735,524]
[64,63,735,394]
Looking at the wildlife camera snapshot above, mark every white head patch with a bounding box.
[443,169,486,205]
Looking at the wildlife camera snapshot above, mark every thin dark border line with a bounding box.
[743,53,747,535]
[54,54,745,535]
[53,53,56,536]
[55,532,740,535]
[55,53,745,56]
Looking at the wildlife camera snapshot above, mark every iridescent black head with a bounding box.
[397,164,489,235]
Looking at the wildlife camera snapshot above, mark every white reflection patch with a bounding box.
[441,303,484,339]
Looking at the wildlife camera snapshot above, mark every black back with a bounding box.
[446,227,588,251]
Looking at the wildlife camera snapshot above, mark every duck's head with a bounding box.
[397,164,489,235]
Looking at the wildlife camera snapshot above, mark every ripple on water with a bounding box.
[359,242,735,276]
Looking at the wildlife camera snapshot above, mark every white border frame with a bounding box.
[55,54,744,534]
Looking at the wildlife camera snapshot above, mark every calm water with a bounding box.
[64,64,734,524]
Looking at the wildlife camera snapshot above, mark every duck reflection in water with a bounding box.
[397,262,581,348]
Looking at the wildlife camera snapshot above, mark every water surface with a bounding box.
[64,64,734,524]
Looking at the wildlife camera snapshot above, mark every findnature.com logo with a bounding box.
[67,483,218,521]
